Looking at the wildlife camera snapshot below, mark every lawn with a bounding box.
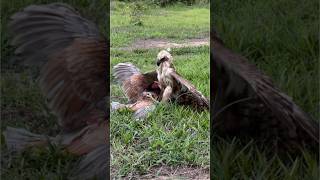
[110,1,209,48]
[110,1,210,178]
[212,0,319,179]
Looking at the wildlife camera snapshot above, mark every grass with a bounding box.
[110,1,209,47]
[110,47,210,177]
[212,0,319,179]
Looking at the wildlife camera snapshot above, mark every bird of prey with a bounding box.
[211,31,319,153]
[112,62,161,119]
[3,3,108,179]
[111,91,159,119]
[156,49,209,110]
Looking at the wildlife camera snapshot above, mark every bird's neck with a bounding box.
[158,61,174,73]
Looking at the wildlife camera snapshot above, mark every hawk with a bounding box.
[156,49,209,110]
[3,3,108,179]
[111,91,159,119]
[211,31,319,153]
[112,62,160,119]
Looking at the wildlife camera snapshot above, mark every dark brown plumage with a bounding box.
[156,50,209,111]
[113,62,160,103]
[9,3,107,132]
[211,31,319,153]
[4,3,108,179]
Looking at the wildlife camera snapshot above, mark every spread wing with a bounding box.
[212,33,319,151]
[70,145,108,180]
[113,62,158,102]
[170,72,209,110]
[9,3,108,132]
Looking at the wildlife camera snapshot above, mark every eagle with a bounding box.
[156,49,209,110]
[112,62,161,119]
[211,31,319,153]
[3,3,108,179]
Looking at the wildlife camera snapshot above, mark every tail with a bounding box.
[111,101,126,112]
[3,127,53,152]
[70,145,108,180]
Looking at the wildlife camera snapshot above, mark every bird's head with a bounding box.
[156,48,172,66]
[142,91,159,102]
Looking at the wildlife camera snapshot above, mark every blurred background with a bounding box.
[1,0,108,179]
[212,0,319,179]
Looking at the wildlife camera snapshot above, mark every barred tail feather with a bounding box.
[3,127,53,152]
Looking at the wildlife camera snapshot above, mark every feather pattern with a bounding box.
[156,50,209,111]
[170,72,209,110]
[212,32,319,152]
[8,3,108,132]
[5,3,109,179]
[113,62,158,102]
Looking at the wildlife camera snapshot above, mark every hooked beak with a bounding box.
[156,57,168,66]
[156,59,161,66]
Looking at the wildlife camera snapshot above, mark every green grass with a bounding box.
[110,48,210,177]
[212,0,319,179]
[111,1,209,47]
[110,2,210,177]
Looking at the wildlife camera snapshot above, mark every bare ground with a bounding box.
[115,38,209,51]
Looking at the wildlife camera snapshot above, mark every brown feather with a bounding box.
[170,72,209,110]
[113,63,158,102]
[8,3,108,132]
[212,32,319,152]
[156,51,209,110]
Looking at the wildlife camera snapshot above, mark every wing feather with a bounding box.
[9,3,108,132]
[170,72,209,110]
[113,63,158,102]
[212,33,319,151]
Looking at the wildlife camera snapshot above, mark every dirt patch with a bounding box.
[116,38,209,51]
[122,166,209,180]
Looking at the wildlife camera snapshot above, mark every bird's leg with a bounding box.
[161,86,173,103]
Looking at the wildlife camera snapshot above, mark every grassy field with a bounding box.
[110,1,210,178]
[110,1,209,48]
[212,0,319,179]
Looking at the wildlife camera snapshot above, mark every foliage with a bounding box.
[128,1,146,26]
[117,0,209,7]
